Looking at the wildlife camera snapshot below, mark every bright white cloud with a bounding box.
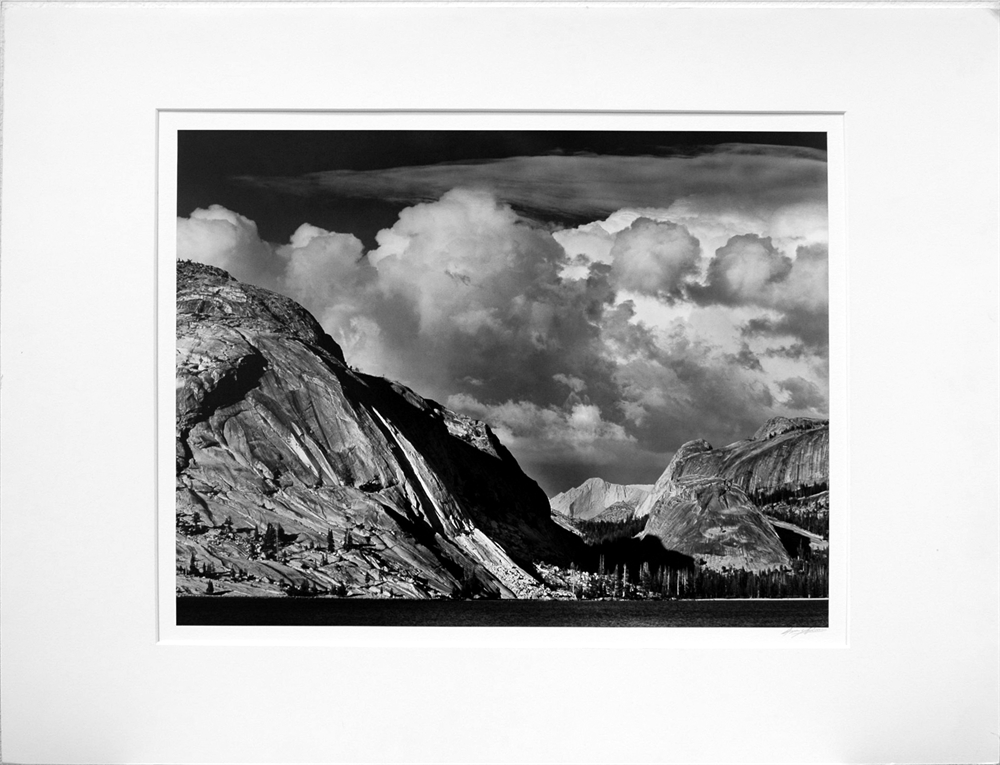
[275,225,375,354]
[697,234,793,307]
[609,218,701,298]
[177,178,829,495]
[551,222,615,271]
[446,394,634,468]
[779,243,829,312]
[176,205,280,284]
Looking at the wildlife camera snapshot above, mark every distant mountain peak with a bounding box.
[549,478,653,521]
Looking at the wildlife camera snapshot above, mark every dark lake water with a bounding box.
[177,597,827,628]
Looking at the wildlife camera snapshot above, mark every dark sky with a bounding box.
[178,130,827,249]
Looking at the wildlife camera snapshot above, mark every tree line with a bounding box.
[563,511,828,600]
[748,480,828,507]
[565,554,828,600]
[573,514,646,545]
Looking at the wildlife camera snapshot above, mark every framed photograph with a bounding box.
[159,112,846,645]
[2,4,996,764]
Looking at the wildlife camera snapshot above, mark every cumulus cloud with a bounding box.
[736,243,829,353]
[608,218,701,299]
[176,205,281,285]
[178,176,829,495]
[552,191,827,292]
[275,225,377,353]
[609,324,779,452]
[551,221,616,268]
[727,342,765,372]
[448,394,632,449]
[780,243,829,312]
[177,207,382,357]
[445,393,664,491]
[346,188,619,408]
[745,309,829,355]
[553,209,822,374]
[553,373,587,393]
[691,234,793,307]
[680,237,830,353]
[778,376,827,412]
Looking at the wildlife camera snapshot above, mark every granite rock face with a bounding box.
[175,261,580,598]
[636,417,829,570]
[636,417,828,518]
[640,477,791,571]
[549,478,653,521]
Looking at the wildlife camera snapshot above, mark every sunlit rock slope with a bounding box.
[636,417,828,570]
[639,478,791,571]
[549,478,653,521]
[636,417,829,518]
[175,261,580,598]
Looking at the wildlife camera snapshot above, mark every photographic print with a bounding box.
[173,128,830,627]
[6,3,998,760]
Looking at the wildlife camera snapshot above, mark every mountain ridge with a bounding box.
[175,261,580,598]
[636,417,829,519]
[634,417,829,570]
[549,477,653,521]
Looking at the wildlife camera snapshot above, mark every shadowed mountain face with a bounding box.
[175,261,581,599]
[549,478,653,521]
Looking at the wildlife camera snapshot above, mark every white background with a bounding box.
[1,5,997,764]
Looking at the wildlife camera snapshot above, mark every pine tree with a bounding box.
[640,561,652,592]
[262,523,279,560]
[326,529,335,552]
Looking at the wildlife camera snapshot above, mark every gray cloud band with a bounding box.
[236,147,827,221]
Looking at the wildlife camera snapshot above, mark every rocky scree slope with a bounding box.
[175,261,580,598]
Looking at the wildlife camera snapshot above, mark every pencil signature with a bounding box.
[781,626,822,638]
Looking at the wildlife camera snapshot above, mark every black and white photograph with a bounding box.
[2,6,996,764]
[173,129,831,627]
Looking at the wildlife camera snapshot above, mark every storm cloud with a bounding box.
[179,152,829,495]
